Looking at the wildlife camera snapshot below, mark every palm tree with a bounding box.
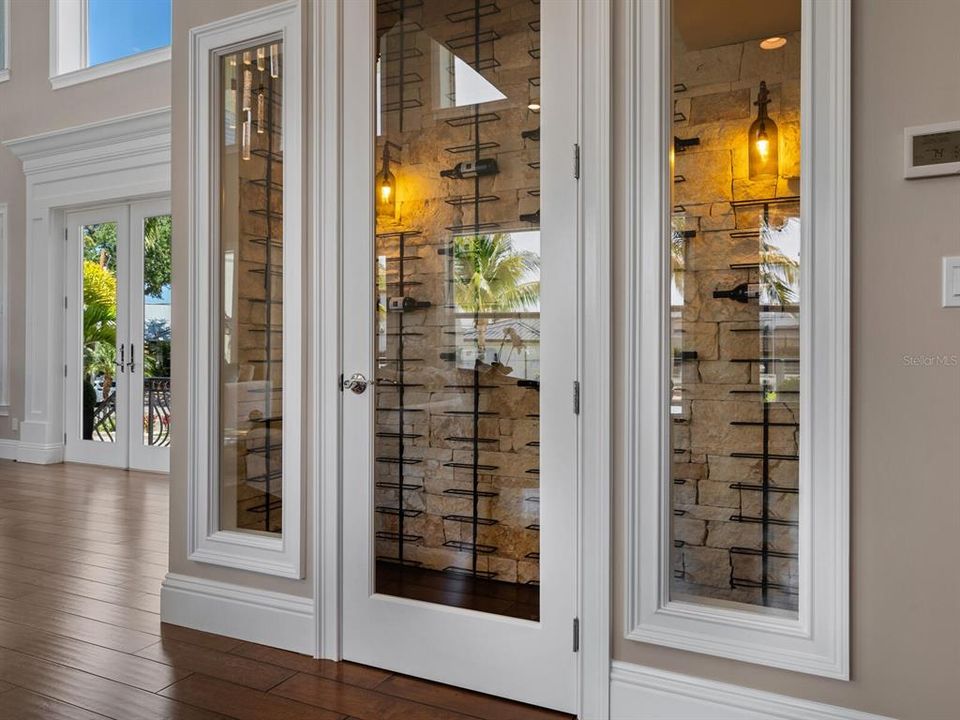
[452,233,540,350]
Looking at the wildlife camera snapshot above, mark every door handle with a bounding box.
[342,372,368,394]
[127,343,136,373]
[114,345,125,373]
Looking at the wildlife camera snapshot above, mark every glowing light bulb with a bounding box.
[380,183,392,203]
[760,36,787,50]
[756,131,770,160]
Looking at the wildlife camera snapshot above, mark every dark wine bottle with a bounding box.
[387,296,431,312]
[521,127,540,142]
[712,283,760,303]
[519,209,540,224]
[440,158,499,179]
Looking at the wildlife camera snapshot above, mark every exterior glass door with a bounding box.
[341,0,579,711]
[65,200,172,471]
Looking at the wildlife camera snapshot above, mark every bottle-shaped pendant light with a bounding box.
[376,143,397,220]
[748,81,779,179]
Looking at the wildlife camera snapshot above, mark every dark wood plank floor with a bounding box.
[0,460,573,720]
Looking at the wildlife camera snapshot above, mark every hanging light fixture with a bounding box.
[748,81,779,179]
[376,143,397,220]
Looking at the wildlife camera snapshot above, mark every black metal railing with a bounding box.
[144,377,171,447]
[88,377,171,447]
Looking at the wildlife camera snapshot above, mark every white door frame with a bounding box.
[3,109,172,465]
[310,1,613,717]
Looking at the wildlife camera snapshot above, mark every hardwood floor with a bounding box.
[0,460,573,720]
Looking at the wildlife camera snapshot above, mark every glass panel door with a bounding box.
[341,0,579,711]
[65,207,131,468]
[372,0,543,621]
[128,200,173,472]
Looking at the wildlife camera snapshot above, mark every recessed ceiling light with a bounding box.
[760,36,787,50]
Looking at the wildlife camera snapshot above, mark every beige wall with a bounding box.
[612,1,960,718]
[167,0,313,595]
[0,0,171,440]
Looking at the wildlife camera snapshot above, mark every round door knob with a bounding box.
[342,372,368,394]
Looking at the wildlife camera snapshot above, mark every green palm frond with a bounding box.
[453,233,541,314]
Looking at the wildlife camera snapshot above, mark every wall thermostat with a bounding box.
[904,121,960,179]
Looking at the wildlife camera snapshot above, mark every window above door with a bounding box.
[49,0,171,90]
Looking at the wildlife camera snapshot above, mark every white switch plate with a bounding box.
[943,257,960,307]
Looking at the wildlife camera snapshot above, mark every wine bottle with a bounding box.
[519,209,540,224]
[712,283,760,303]
[387,296,431,312]
[440,158,499,179]
[521,127,540,142]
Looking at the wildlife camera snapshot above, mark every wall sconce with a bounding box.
[376,142,399,220]
[749,81,779,179]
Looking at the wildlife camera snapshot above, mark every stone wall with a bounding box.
[669,31,801,611]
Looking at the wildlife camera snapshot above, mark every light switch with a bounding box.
[943,257,960,308]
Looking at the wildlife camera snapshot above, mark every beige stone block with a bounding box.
[674,150,734,206]
[675,44,742,87]
[707,520,762,550]
[732,177,779,202]
[697,479,741,509]
[697,360,751,385]
[678,321,718,360]
[689,89,751,125]
[682,545,732,588]
[673,479,697,505]
[673,516,707,546]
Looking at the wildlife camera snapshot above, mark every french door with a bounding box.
[340,0,579,712]
[64,199,172,472]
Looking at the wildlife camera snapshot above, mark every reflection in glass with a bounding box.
[81,222,119,444]
[218,39,284,535]
[669,0,801,613]
[142,215,172,448]
[373,0,542,620]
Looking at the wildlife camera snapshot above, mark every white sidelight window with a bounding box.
[186,1,303,578]
[49,0,172,89]
[624,0,850,677]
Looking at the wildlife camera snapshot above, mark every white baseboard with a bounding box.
[0,439,17,461]
[16,442,64,464]
[610,662,895,720]
[160,573,315,655]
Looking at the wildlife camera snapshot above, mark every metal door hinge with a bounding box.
[573,617,580,652]
[63,433,67,444]
[338,373,344,392]
[573,143,581,180]
[64,296,68,310]
[64,229,68,242]
[64,364,67,378]
[573,380,580,415]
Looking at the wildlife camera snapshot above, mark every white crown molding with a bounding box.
[611,662,896,720]
[4,107,170,172]
[160,573,315,655]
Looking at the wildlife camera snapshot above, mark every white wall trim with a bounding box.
[160,573,314,655]
[579,0,613,717]
[186,0,304,579]
[48,0,170,90]
[3,108,171,466]
[311,0,342,660]
[51,46,171,91]
[623,0,851,678]
[610,662,894,720]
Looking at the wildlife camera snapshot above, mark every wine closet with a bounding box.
[373,0,543,620]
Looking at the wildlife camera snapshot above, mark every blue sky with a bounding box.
[88,0,172,67]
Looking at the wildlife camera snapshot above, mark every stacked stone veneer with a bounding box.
[372,0,543,586]
[669,31,801,611]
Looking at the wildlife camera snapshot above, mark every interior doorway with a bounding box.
[63,199,172,472]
